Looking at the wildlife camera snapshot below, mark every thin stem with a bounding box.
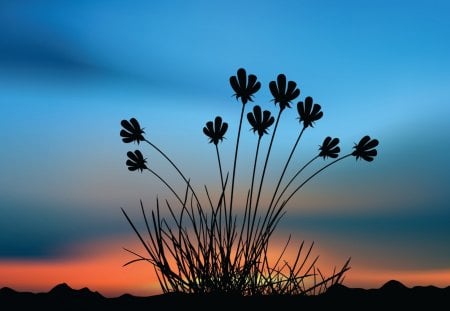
[254,109,283,215]
[215,144,227,241]
[245,136,261,251]
[215,144,225,193]
[272,155,319,212]
[146,167,184,206]
[145,138,200,205]
[248,137,262,215]
[229,103,246,225]
[281,154,352,208]
[268,126,306,212]
[253,154,318,253]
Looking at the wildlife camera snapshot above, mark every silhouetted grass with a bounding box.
[119,68,378,296]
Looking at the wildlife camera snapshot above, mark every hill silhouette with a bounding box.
[1,280,449,310]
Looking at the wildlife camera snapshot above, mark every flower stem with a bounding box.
[272,155,319,212]
[254,109,283,215]
[268,126,306,212]
[249,137,261,213]
[146,168,184,206]
[229,104,246,231]
[215,144,227,217]
[246,136,261,244]
[215,144,225,193]
[145,138,200,205]
[281,154,352,209]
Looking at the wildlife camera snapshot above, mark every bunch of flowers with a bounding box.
[119,68,379,295]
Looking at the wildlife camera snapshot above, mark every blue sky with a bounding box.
[0,0,449,292]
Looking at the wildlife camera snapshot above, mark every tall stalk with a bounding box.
[145,138,200,205]
[245,135,262,252]
[228,103,245,239]
[277,154,352,214]
[254,109,282,215]
[272,155,319,212]
[268,126,306,212]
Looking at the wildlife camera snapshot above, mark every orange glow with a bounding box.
[1,235,449,297]
[0,236,160,298]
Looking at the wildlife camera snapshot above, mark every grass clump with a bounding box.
[119,68,379,296]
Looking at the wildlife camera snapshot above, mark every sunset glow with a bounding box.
[1,236,449,297]
[1,0,450,298]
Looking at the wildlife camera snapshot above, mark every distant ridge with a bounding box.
[1,281,449,310]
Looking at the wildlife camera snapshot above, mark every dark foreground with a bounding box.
[1,280,449,310]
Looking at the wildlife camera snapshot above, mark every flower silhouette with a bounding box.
[126,150,148,172]
[203,116,228,145]
[319,136,340,159]
[229,68,261,105]
[269,74,300,111]
[352,135,379,162]
[247,105,275,138]
[121,118,145,144]
[297,96,323,128]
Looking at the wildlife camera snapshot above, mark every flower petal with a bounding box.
[365,139,379,150]
[130,118,141,131]
[277,74,286,95]
[247,112,257,128]
[287,81,299,97]
[121,119,134,132]
[237,68,247,90]
[229,76,240,94]
[358,136,371,148]
[269,81,278,98]
[127,151,138,162]
[214,116,223,133]
[219,122,228,138]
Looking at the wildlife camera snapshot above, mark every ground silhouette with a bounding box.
[1,280,449,310]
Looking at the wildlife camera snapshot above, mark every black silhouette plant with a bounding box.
[319,137,340,159]
[297,96,323,128]
[352,135,379,162]
[204,116,228,196]
[230,68,261,105]
[269,73,300,111]
[119,68,379,296]
[203,116,228,145]
[126,150,148,172]
[228,68,261,248]
[247,105,275,137]
[120,118,145,144]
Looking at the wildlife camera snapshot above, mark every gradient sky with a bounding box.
[1,0,450,297]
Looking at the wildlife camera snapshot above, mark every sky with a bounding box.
[1,0,450,297]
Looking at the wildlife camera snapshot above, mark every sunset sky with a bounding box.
[1,0,450,297]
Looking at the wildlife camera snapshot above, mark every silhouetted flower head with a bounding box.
[297,96,323,128]
[319,137,340,159]
[247,105,275,138]
[203,116,228,145]
[126,150,148,172]
[352,136,379,162]
[229,68,261,105]
[269,74,300,111]
[120,118,145,144]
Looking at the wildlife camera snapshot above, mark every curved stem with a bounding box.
[215,144,225,194]
[281,154,352,208]
[145,138,200,205]
[268,126,306,212]
[254,110,282,214]
[272,155,319,212]
[229,104,246,231]
[248,136,261,214]
[215,144,227,213]
[246,136,261,245]
[146,168,184,206]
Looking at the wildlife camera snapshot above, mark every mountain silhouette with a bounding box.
[1,281,449,310]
